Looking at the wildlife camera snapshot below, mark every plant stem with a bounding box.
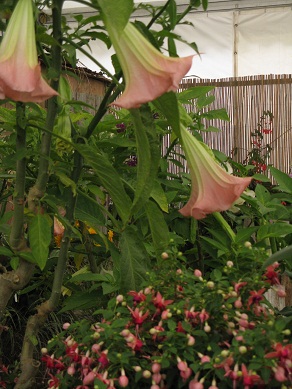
[28,0,63,211]
[213,212,236,242]
[9,103,27,251]
[15,1,64,387]
[0,104,36,322]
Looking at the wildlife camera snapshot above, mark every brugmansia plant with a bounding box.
[0,0,291,388]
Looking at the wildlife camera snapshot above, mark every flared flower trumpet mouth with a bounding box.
[0,0,57,102]
[179,125,252,219]
[109,22,193,109]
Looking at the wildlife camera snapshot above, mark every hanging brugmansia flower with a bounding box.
[0,0,57,102]
[179,125,252,219]
[107,22,193,109]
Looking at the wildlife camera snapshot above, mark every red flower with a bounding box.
[128,290,147,303]
[247,288,266,307]
[153,292,173,311]
[261,128,272,134]
[265,343,292,361]
[233,281,248,294]
[126,334,144,352]
[241,363,262,388]
[128,306,149,325]
[263,263,280,285]
[98,352,109,368]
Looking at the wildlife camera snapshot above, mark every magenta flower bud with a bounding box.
[177,360,188,372]
[83,371,96,385]
[152,373,162,384]
[119,371,129,387]
[187,336,196,346]
[151,363,161,373]
[194,269,202,277]
[67,365,75,376]
[63,322,70,330]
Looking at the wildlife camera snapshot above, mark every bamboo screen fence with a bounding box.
[174,74,292,176]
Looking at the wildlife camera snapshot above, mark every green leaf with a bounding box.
[178,86,215,103]
[119,226,150,292]
[201,108,230,121]
[167,0,177,29]
[69,273,110,283]
[257,223,292,241]
[262,244,292,269]
[197,94,215,109]
[255,184,270,204]
[59,290,104,313]
[76,144,132,224]
[10,257,19,270]
[202,0,209,11]
[146,201,169,253]
[235,227,258,244]
[0,246,13,257]
[252,173,271,182]
[130,109,160,214]
[98,0,133,33]
[54,172,76,196]
[153,92,180,137]
[28,214,52,270]
[75,191,105,228]
[150,180,169,213]
[270,166,292,194]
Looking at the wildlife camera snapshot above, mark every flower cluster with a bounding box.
[42,248,291,389]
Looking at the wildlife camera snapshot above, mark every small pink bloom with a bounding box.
[0,0,57,102]
[177,359,188,372]
[152,373,162,384]
[152,363,161,373]
[273,365,287,382]
[83,371,96,385]
[179,125,252,219]
[194,269,202,277]
[119,369,129,387]
[180,367,192,381]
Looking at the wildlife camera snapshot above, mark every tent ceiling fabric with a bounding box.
[59,1,292,79]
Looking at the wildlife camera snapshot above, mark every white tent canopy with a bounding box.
[60,1,292,79]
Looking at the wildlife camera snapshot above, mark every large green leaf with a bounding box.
[234,227,259,244]
[146,201,169,253]
[257,223,292,241]
[119,226,150,292]
[98,0,133,33]
[130,108,160,214]
[177,86,215,104]
[270,166,292,194]
[262,244,292,269]
[153,92,181,137]
[151,180,169,213]
[75,191,105,228]
[76,144,132,224]
[28,214,52,270]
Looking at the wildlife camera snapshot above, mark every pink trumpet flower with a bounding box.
[0,0,57,102]
[110,22,193,109]
[179,125,252,219]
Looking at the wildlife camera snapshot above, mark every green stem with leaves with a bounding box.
[15,1,64,387]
